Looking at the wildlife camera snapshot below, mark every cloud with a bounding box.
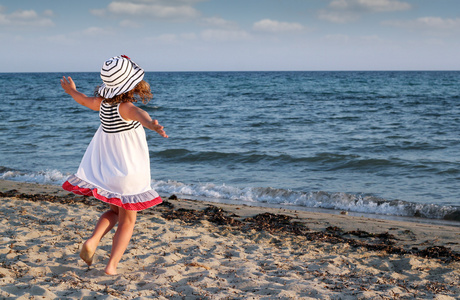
[323,34,351,43]
[82,27,114,36]
[136,0,206,4]
[156,33,179,44]
[46,34,77,46]
[0,6,54,27]
[322,34,386,45]
[43,10,54,17]
[328,0,411,12]
[253,19,304,33]
[120,19,141,28]
[319,0,411,23]
[93,1,200,19]
[147,32,197,45]
[44,27,116,46]
[317,11,358,24]
[90,9,106,17]
[383,17,460,32]
[200,29,251,42]
[201,17,238,29]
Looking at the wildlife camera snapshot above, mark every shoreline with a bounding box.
[3,177,460,226]
[171,193,460,228]
[1,179,460,248]
[1,179,459,299]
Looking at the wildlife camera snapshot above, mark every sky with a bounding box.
[1,0,460,72]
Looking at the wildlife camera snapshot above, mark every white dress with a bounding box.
[63,101,162,211]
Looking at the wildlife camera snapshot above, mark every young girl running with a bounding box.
[61,55,168,275]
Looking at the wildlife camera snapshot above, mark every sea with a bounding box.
[1,71,459,224]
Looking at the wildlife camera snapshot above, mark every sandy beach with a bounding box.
[0,179,458,299]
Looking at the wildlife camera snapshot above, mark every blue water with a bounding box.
[1,71,459,221]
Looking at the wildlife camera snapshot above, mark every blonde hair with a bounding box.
[95,80,153,105]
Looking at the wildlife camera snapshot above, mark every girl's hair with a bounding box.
[95,80,153,105]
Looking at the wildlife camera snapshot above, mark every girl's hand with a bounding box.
[151,120,168,138]
[61,76,77,95]
[60,76,102,111]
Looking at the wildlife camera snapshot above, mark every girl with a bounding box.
[61,55,168,275]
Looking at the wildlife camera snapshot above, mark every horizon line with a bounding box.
[2,69,460,74]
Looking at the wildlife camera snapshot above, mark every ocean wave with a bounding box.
[0,168,67,185]
[151,149,359,165]
[1,168,458,222]
[151,180,459,221]
[150,149,442,174]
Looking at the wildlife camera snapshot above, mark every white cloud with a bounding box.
[317,11,358,24]
[43,10,54,17]
[329,0,411,12]
[319,0,411,23]
[46,34,77,46]
[156,33,179,44]
[201,17,238,29]
[383,17,460,32]
[120,19,141,28]
[148,32,197,45]
[321,33,387,47]
[181,32,197,40]
[82,27,113,36]
[201,29,251,42]
[134,0,206,4]
[90,9,106,17]
[322,33,378,42]
[0,7,54,27]
[323,34,351,43]
[253,19,304,33]
[103,1,200,19]
[359,34,385,43]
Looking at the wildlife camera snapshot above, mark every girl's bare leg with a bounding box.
[104,208,137,275]
[80,205,119,266]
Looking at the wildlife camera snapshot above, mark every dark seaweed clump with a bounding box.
[162,206,242,227]
[0,189,104,209]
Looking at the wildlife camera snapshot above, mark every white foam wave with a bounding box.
[1,169,68,185]
[0,170,456,220]
[152,180,458,219]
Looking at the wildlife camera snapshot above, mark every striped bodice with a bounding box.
[99,101,141,133]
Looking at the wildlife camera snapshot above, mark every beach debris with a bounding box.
[0,189,104,210]
[2,189,459,262]
[245,212,309,235]
[158,200,175,209]
[344,230,396,241]
[418,246,458,259]
[162,205,242,227]
[203,206,241,226]
[163,208,203,223]
[325,226,343,234]
[159,203,460,262]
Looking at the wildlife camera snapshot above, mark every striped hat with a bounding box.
[98,55,145,99]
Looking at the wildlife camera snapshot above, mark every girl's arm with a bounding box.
[60,76,102,111]
[119,102,168,138]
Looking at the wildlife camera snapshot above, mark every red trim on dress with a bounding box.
[62,181,162,211]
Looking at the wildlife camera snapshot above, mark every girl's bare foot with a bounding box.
[79,241,96,266]
[104,264,117,275]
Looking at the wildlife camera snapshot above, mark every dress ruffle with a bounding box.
[62,175,162,211]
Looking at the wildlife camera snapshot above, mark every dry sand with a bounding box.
[0,179,459,299]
